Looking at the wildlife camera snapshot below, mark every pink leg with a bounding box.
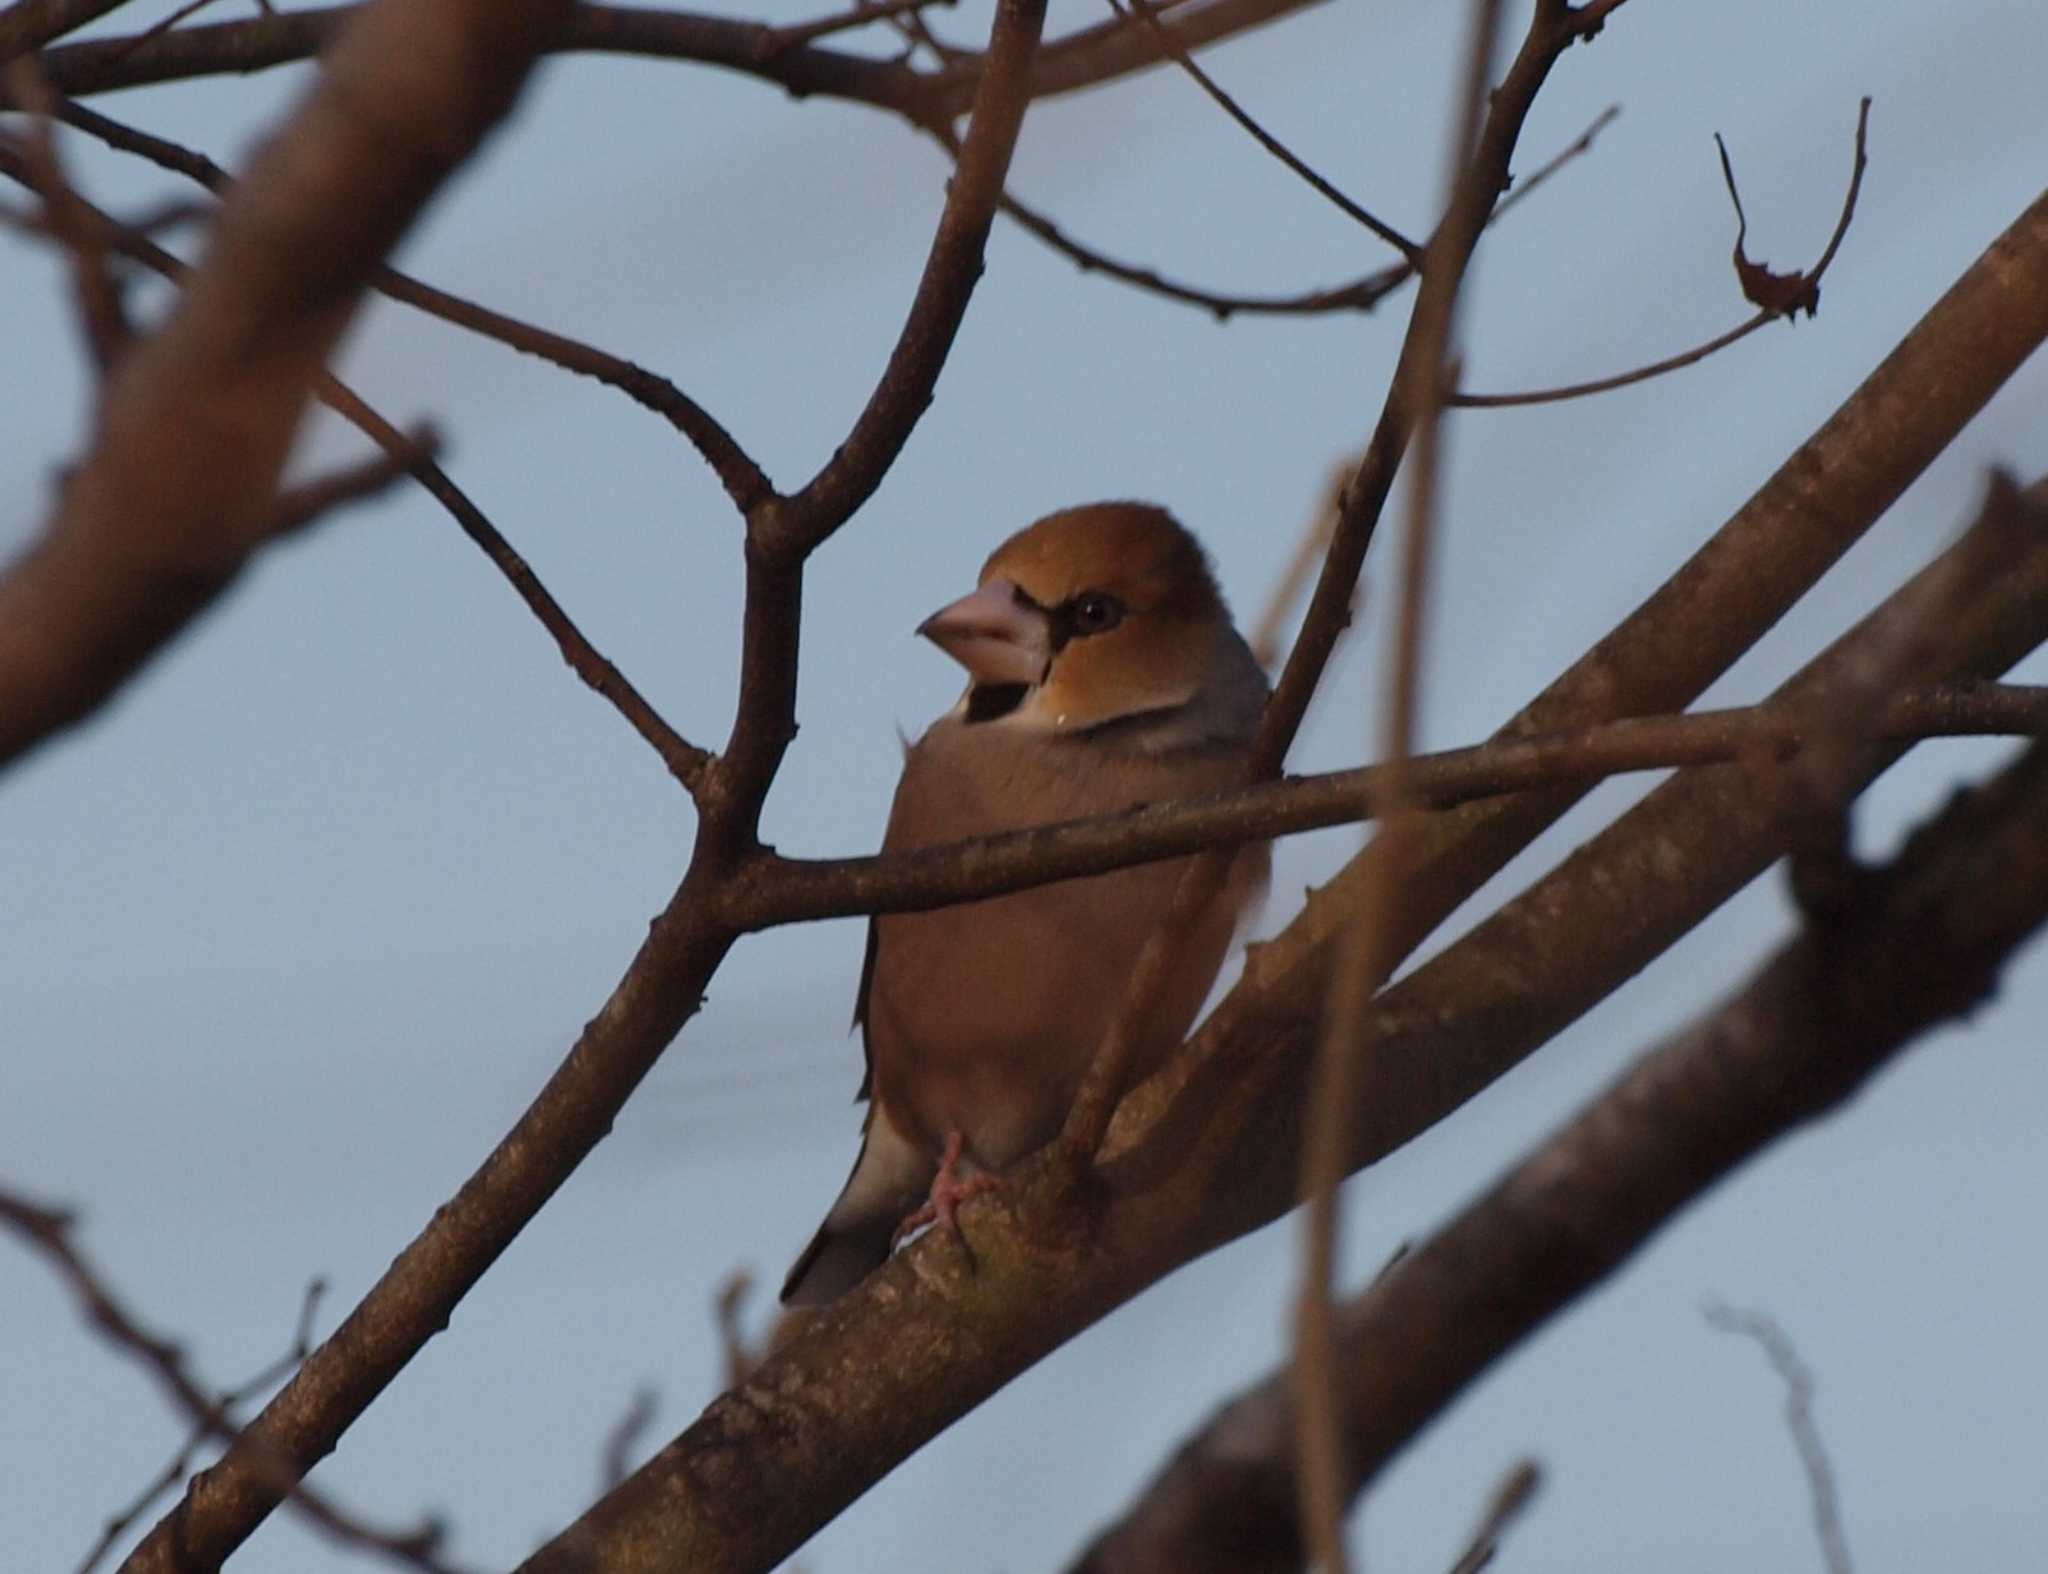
[892,1131,1001,1247]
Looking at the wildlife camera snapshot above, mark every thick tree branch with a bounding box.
[0,164,716,789]
[1071,729,2048,1574]
[0,0,570,775]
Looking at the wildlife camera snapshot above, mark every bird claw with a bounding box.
[892,1130,1001,1249]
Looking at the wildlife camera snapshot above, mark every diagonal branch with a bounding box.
[0,0,571,777]
[51,97,772,513]
[0,161,715,789]
[1114,0,1420,262]
[1071,728,2048,1574]
[1,1192,471,1574]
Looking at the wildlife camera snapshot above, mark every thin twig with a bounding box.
[2,56,129,367]
[0,1192,470,1574]
[1249,462,1346,670]
[1453,98,1869,408]
[757,0,954,57]
[0,159,718,791]
[267,427,438,537]
[52,97,773,514]
[1445,1459,1543,1574]
[78,1277,327,1574]
[949,129,1415,320]
[1293,2,1506,1560]
[103,0,231,64]
[1113,0,1419,261]
[311,375,717,791]
[1704,1304,1855,1574]
[598,1387,660,1495]
[952,101,1616,325]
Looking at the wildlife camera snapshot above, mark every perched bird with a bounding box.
[781,502,1270,1306]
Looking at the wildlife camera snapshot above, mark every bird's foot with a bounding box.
[892,1130,1001,1248]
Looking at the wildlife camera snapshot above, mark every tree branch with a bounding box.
[27,0,1326,127]
[720,681,2048,927]
[0,0,571,776]
[1071,728,2048,1573]
[0,1192,469,1574]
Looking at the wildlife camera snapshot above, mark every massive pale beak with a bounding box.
[917,577,1049,687]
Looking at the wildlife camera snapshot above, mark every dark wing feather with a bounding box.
[850,917,880,1102]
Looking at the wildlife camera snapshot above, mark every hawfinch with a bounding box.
[780,502,1269,1305]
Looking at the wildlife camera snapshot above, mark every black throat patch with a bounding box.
[964,682,1029,723]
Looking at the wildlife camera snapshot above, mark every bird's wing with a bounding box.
[850,915,880,1103]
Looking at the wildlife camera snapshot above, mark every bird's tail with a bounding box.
[780,1109,933,1306]
[780,1213,899,1306]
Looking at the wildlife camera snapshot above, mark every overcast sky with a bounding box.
[6,1,2046,1569]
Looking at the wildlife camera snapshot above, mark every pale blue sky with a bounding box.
[5,1,2046,1568]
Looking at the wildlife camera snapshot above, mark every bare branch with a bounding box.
[1073,726,2048,1572]
[1295,1,1504,1557]
[724,681,2048,927]
[0,164,718,791]
[966,99,1615,325]
[0,0,135,62]
[51,97,773,514]
[1446,1460,1543,1574]
[1055,0,1589,1187]
[1453,98,1870,408]
[1113,0,1419,261]
[706,0,1050,860]
[266,428,437,537]
[0,0,572,776]
[1286,182,2048,1023]
[1704,1304,1855,1574]
[2,56,129,367]
[946,124,1417,320]
[0,1193,469,1574]
[27,0,1328,128]
[310,376,716,791]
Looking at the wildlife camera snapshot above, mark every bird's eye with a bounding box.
[1068,591,1125,636]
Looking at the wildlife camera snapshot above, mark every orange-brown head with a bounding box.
[919,503,1238,732]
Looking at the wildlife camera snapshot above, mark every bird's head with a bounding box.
[918,502,1238,733]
